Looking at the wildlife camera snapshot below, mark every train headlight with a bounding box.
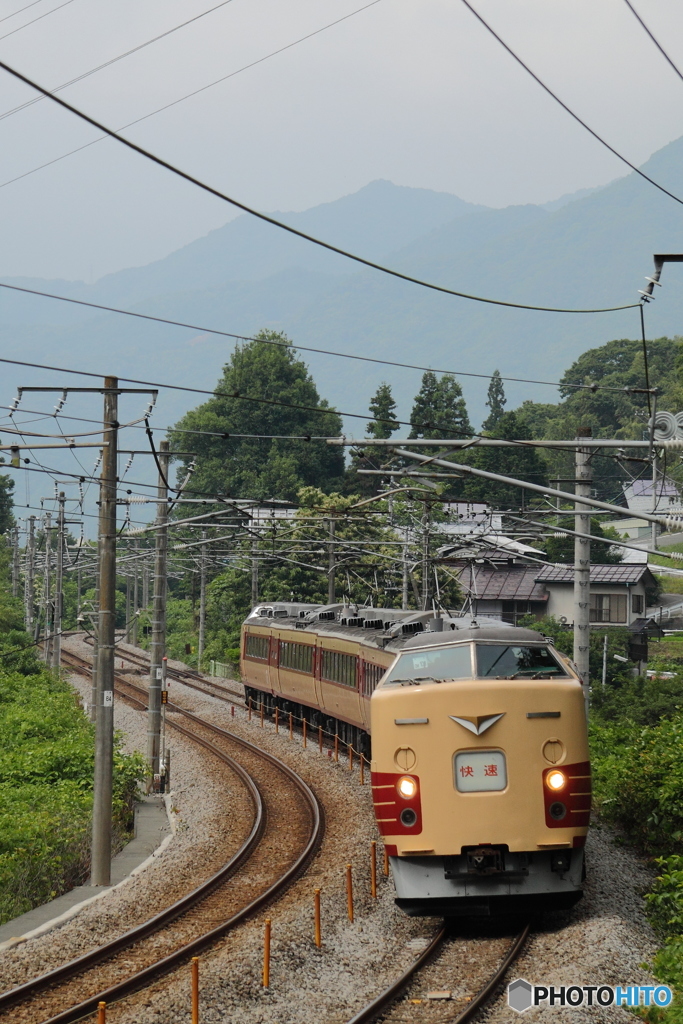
[546,770,566,791]
[397,776,417,799]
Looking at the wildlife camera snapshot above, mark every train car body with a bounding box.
[240,604,590,917]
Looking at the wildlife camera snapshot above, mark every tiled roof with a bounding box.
[460,565,549,602]
[536,564,653,584]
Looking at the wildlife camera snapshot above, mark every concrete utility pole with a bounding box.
[402,542,409,611]
[90,560,100,723]
[11,525,19,598]
[25,515,35,634]
[421,506,430,611]
[148,440,169,779]
[198,529,207,671]
[328,518,336,605]
[91,377,118,887]
[132,543,139,647]
[43,513,52,662]
[251,533,259,606]
[51,492,65,673]
[573,428,592,693]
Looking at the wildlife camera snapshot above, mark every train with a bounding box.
[240,601,590,917]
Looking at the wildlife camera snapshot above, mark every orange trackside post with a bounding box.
[314,888,321,948]
[97,1002,106,1024]
[318,724,323,752]
[289,712,293,740]
[191,957,199,1024]
[334,733,339,762]
[383,846,389,877]
[370,840,377,898]
[248,697,252,722]
[346,863,354,923]
[275,707,279,733]
[260,701,264,727]
[303,718,307,748]
[263,919,271,988]
[360,753,365,785]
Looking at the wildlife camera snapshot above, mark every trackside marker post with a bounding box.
[303,718,307,748]
[360,753,365,785]
[346,863,354,923]
[97,1002,106,1024]
[334,734,339,762]
[370,840,377,898]
[275,707,279,733]
[349,744,353,771]
[314,888,321,947]
[191,957,199,1024]
[289,712,293,740]
[263,919,271,988]
[260,700,264,727]
[318,724,323,752]
[383,846,389,877]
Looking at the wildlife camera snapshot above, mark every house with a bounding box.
[445,561,655,628]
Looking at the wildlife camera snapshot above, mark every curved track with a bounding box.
[346,923,530,1024]
[0,648,323,1024]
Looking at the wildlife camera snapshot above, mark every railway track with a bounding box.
[85,635,246,706]
[0,647,323,1024]
[347,923,530,1024]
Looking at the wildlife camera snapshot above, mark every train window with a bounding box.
[361,662,385,697]
[245,634,270,660]
[476,645,569,679]
[279,641,314,674]
[321,650,358,688]
[383,644,473,685]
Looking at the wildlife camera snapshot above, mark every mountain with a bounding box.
[2,146,683,448]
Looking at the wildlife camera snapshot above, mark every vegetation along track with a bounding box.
[347,922,530,1024]
[0,647,322,1024]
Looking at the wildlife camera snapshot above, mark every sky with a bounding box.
[1,0,683,281]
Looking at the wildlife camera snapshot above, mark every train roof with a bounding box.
[243,602,536,653]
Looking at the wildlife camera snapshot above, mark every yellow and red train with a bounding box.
[241,602,590,916]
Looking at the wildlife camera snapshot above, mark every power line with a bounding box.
[0,0,50,26]
[622,0,683,85]
[0,0,385,191]
[460,0,683,210]
[0,284,643,391]
[0,0,74,42]
[0,59,638,315]
[0,0,237,123]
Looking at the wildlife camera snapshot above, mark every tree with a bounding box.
[409,372,473,442]
[464,411,547,509]
[169,332,345,501]
[482,370,506,432]
[0,475,14,535]
[541,517,624,564]
[366,383,399,440]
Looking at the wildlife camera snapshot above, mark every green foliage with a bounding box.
[482,370,506,432]
[346,382,399,496]
[0,475,15,535]
[464,411,547,509]
[409,371,472,443]
[367,382,399,440]
[513,337,682,500]
[539,516,624,565]
[169,332,344,501]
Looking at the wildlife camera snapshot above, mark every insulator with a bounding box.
[658,438,683,449]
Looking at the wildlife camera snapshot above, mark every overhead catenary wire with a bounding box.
[0,0,238,123]
[0,0,51,26]
[460,0,683,210]
[621,0,683,86]
[0,282,644,389]
[0,60,638,315]
[0,0,74,42]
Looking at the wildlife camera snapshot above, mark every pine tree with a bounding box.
[366,383,399,440]
[482,370,506,432]
[409,372,472,440]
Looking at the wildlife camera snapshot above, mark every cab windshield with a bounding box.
[476,644,568,679]
[383,644,472,685]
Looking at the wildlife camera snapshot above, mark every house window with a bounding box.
[589,594,627,623]
[632,593,644,615]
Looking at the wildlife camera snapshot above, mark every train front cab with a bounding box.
[370,627,590,917]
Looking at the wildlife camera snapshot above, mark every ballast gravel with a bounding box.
[110,662,660,1024]
[1,640,662,1023]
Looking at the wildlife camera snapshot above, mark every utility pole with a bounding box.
[148,440,169,780]
[90,560,99,723]
[43,513,52,662]
[251,533,259,606]
[198,528,207,671]
[125,573,131,641]
[574,428,592,695]
[25,515,35,634]
[402,542,409,611]
[52,492,65,673]
[11,524,19,598]
[132,542,139,647]
[421,504,430,611]
[650,391,658,551]
[328,518,336,605]
[91,376,118,887]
